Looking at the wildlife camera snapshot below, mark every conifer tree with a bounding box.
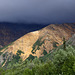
[63,37,66,50]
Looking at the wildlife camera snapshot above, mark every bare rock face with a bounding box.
[0,23,75,66]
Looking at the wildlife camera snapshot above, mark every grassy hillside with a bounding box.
[0,44,75,75]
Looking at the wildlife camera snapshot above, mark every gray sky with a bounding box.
[0,0,75,24]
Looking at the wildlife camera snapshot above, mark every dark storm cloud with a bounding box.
[0,0,75,24]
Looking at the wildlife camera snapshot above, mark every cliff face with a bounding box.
[0,23,75,66]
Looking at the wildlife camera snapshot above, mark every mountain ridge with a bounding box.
[0,23,75,66]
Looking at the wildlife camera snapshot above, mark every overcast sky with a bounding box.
[0,0,75,24]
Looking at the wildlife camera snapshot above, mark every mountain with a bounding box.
[39,33,75,62]
[0,22,47,47]
[0,33,75,75]
[0,23,75,66]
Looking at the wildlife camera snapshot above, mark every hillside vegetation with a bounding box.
[0,24,75,75]
[0,43,75,75]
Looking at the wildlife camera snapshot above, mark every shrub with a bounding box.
[0,68,5,75]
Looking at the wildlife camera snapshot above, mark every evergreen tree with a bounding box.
[63,37,66,50]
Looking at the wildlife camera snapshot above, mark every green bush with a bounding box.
[43,50,47,55]
[61,55,75,75]
[31,38,44,54]
[53,42,58,48]
[0,68,5,75]
[27,54,37,60]
[1,45,75,75]
[23,68,33,75]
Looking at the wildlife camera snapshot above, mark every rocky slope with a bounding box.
[67,34,75,46]
[0,23,75,66]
